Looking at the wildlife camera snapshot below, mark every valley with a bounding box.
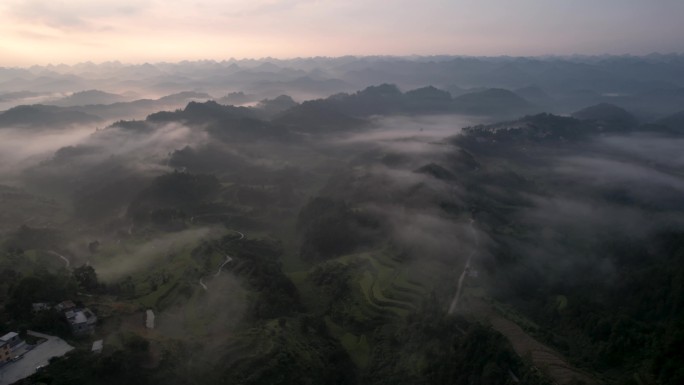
[1,56,683,385]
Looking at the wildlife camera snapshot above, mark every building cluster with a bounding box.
[0,332,23,364]
[34,300,98,336]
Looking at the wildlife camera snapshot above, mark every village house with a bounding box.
[31,303,51,313]
[52,300,98,336]
[0,332,23,361]
[65,308,97,336]
[55,300,76,312]
[0,339,10,363]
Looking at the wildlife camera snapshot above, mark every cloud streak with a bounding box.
[5,0,152,29]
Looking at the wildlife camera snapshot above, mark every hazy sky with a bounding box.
[1,0,683,66]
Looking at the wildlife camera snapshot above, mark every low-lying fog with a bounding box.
[0,126,95,178]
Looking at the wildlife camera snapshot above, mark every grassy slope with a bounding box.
[288,248,430,368]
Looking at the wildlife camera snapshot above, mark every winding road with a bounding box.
[199,230,244,291]
[215,255,233,277]
[448,220,597,384]
[48,250,70,269]
[448,218,478,314]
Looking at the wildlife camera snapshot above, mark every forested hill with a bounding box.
[1,77,683,385]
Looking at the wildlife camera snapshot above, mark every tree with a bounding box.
[74,265,98,292]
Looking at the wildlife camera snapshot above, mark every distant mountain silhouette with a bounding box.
[339,84,406,115]
[515,85,550,101]
[514,85,555,109]
[218,92,256,105]
[444,85,469,97]
[653,110,684,134]
[0,104,102,128]
[278,76,351,93]
[3,55,684,120]
[404,86,453,112]
[619,88,684,118]
[255,95,298,118]
[157,91,213,103]
[273,84,405,129]
[459,113,608,143]
[274,84,537,128]
[145,101,286,140]
[48,89,128,107]
[0,91,42,102]
[273,99,365,132]
[51,91,213,121]
[252,62,281,72]
[572,103,638,130]
[405,86,451,101]
[147,100,256,124]
[452,88,535,117]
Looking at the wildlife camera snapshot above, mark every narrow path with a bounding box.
[48,250,70,268]
[199,230,243,290]
[448,218,478,314]
[215,255,233,277]
[452,221,599,385]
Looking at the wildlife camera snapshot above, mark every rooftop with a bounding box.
[55,300,76,311]
[0,332,18,342]
[91,340,103,353]
[145,309,155,329]
[73,312,88,324]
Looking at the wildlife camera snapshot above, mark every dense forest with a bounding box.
[1,55,684,385]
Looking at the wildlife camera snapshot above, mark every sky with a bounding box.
[1,0,683,66]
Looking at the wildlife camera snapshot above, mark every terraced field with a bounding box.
[490,315,597,385]
[466,297,598,385]
[296,249,429,366]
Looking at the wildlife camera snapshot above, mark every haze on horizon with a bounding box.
[2,0,684,67]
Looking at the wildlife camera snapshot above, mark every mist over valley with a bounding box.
[1,39,684,385]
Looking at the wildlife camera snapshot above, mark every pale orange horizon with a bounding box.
[2,0,683,67]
